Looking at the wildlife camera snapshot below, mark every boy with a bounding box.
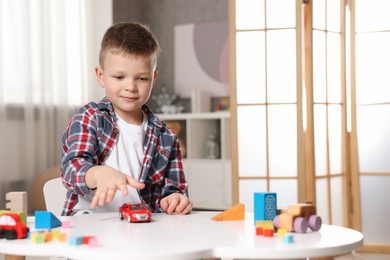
[61,22,192,216]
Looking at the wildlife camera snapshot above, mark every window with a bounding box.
[230,0,390,250]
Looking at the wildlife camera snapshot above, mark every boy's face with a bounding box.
[95,52,158,123]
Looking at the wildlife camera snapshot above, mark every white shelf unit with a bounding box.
[157,112,232,210]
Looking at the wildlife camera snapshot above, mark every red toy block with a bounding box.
[263,229,274,237]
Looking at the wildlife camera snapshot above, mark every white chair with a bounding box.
[43,177,67,216]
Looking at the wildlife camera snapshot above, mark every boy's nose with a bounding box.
[125,80,137,91]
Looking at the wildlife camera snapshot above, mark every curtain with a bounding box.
[0,0,112,210]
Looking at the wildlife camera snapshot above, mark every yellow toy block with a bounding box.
[211,203,245,221]
[255,220,274,230]
[52,230,61,240]
[277,228,288,238]
[59,232,68,242]
[31,232,45,244]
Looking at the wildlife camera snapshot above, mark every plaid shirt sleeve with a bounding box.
[140,117,189,213]
[60,102,117,215]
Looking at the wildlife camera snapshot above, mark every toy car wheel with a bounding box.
[119,212,124,220]
[273,215,280,229]
[308,215,322,231]
[127,215,132,223]
[4,229,17,240]
[294,217,308,233]
[0,228,4,239]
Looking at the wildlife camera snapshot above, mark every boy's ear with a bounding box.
[151,70,159,89]
[95,66,105,88]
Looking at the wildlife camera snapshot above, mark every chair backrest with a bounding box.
[43,177,67,216]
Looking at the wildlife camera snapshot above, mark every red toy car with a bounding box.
[119,203,152,223]
[0,212,29,239]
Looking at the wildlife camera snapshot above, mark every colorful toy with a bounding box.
[255,220,274,237]
[282,233,294,243]
[211,203,245,221]
[119,203,151,223]
[0,211,29,239]
[254,192,277,224]
[273,203,322,233]
[35,211,62,229]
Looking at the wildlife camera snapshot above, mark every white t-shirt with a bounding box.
[73,112,147,214]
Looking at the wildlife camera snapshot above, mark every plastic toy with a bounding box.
[119,203,151,223]
[211,203,245,221]
[273,203,322,233]
[254,192,277,224]
[35,211,62,229]
[0,212,29,239]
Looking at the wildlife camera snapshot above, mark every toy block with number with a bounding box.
[211,203,245,221]
[254,192,277,224]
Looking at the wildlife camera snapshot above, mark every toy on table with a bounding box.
[119,203,152,223]
[6,191,27,213]
[273,203,322,233]
[254,192,277,224]
[35,211,62,229]
[0,211,29,239]
[211,203,245,221]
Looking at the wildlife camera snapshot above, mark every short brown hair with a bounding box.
[99,22,160,68]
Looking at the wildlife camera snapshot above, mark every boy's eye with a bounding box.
[114,75,124,80]
[139,77,149,81]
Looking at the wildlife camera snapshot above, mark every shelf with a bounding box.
[157,112,232,210]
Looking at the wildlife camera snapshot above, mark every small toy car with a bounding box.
[119,203,152,223]
[273,203,322,233]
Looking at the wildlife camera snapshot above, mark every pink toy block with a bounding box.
[62,220,71,229]
[88,236,98,247]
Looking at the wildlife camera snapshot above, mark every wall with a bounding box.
[113,0,228,111]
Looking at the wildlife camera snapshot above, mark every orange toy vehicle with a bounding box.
[0,212,29,239]
[273,203,322,233]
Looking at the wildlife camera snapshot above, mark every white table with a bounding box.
[0,212,363,260]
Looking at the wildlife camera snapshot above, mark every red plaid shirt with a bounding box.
[61,97,188,216]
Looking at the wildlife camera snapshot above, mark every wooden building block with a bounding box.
[5,191,27,213]
[211,203,245,221]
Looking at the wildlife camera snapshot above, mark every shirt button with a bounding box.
[159,150,166,155]
[114,128,119,134]
[103,151,109,156]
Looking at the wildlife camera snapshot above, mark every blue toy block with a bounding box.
[69,236,84,246]
[282,233,294,243]
[254,192,277,225]
[35,211,62,229]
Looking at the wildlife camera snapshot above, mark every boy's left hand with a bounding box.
[160,193,192,215]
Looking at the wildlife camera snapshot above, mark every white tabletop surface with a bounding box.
[0,211,364,260]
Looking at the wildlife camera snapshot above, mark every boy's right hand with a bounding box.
[86,166,145,208]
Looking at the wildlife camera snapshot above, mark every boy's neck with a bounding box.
[116,109,144,125]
